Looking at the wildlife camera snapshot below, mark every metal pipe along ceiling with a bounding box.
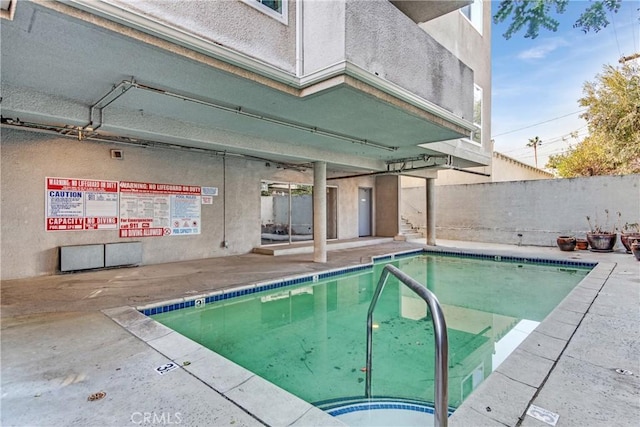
[86,79,399,152]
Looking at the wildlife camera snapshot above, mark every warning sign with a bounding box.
[119,181,201,238]
[46,177,119,231]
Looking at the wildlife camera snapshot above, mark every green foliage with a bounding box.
[494,0,622,39]
[546,63,640,177]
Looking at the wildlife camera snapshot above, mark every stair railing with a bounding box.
[365,264,449,427]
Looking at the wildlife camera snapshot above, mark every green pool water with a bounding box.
[152,254,589,409]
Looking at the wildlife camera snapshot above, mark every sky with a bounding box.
[490,0,640,169]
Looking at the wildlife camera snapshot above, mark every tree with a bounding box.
[546,63,640,177]
[494,0,623,39]
[527,136,542,168]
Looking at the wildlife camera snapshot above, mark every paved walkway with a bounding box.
[1,240,638,426]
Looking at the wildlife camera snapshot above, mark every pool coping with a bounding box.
[103,247,609,427]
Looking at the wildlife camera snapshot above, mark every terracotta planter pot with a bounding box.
[575,239,588,250]
[586,233,617,252]
[556,236,576,251]
[621,233,640,253]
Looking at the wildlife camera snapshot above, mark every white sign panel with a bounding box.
[46,177,119,231]
[119,181,201,238]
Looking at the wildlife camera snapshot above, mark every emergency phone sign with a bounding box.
[46,177,119,231]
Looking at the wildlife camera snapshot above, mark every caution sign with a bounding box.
[46,177,119,231]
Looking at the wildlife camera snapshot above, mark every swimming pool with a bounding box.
[150,251,591,417]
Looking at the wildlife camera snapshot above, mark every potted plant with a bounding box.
[575,238,589,250]
[556,235,576,251]
[631,239,640,261]
[620,222,640,254]
[586,210,619,252]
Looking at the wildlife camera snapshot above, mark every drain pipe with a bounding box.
[221,155,228,249]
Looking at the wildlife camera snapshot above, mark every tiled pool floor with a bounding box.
[1,240,639,426]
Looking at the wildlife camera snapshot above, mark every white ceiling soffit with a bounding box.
[390,0,473,23]
[0,0,486,171]
[0,0,16,19]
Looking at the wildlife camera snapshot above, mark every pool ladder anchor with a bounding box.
[365,264,449,427]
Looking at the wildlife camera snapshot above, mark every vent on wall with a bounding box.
[111,149,124,160]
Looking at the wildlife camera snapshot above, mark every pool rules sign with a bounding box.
[45,177,119,230]
[45,177,202,237]
[119,181,201,238]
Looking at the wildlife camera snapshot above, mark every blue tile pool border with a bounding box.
[138,248,596,316]
[315,396,456,417]
[328,401,435,417]
[421,248,597,269]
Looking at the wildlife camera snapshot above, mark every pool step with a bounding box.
[253,237,394,256]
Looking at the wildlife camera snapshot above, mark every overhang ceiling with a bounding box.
[391,0,472,23]
[1,1,484,173]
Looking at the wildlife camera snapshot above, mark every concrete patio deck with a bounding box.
[1,240,638,426]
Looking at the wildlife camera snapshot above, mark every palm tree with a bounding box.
[527,136,542,168]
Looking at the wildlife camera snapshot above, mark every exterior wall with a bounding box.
[436,175,640,248]
[328,175,377,240]
[108,0,297,73]
[345,0,473,121]
[436,152,554,185]
[419,0,491,164]
[0,127,385,279]
[302,0,346,74]
[0,128,266,279]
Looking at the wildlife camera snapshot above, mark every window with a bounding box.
[244,0,288,24]
[258,0,282,14]
[471,84,483,144]
[461,0,483,35]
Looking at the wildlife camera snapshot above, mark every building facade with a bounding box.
[1,0,491,279]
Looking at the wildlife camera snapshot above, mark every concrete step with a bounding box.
[253,237,395,256]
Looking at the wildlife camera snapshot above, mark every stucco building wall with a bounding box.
[108,0,298,73]
[1,128,391,279]
[436,175,640,247]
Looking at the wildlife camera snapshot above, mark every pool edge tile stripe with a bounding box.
[421,248,596,268]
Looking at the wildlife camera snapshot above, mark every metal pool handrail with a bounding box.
[365,264,449,427]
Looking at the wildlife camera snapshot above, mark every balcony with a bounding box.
[0,0,486,172]
[390,0,472,23]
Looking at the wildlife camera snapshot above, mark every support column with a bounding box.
[426,178,436,246]
[313,161,327,263]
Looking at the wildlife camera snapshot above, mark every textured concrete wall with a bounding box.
[435,175,640,247]
[420,1,492,163]
[0,128,263,279]
[345,0,473,121]
[328,175,377,239]
[302,0,346,74]
[1,129,379,279]
[110,0,297,72]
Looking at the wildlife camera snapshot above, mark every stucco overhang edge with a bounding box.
[423,138,492,167]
